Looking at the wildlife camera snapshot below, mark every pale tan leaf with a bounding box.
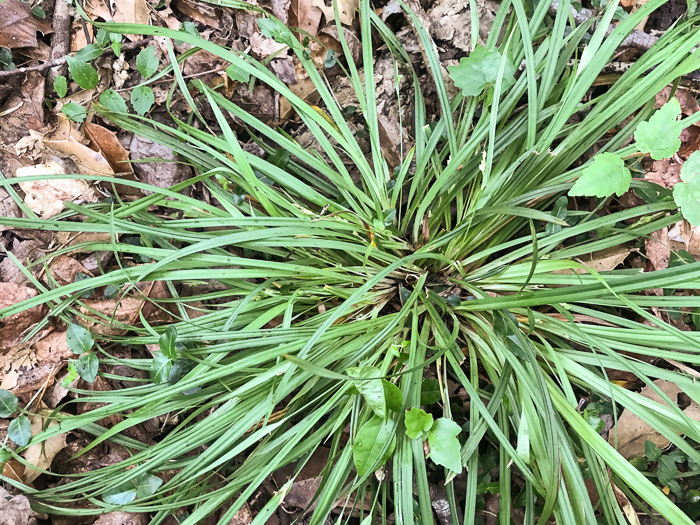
[21,411,67,483]
[15,161,100,218]
[42,117,114,177]
[609,380,700,458]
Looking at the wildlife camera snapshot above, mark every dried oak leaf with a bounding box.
[0,0,52,49]
[608,379,700,459]
[0,283,46,350]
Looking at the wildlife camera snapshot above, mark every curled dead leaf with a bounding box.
[84,123,134,176]
[42,116,114,176]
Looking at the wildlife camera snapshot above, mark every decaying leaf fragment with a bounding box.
[609,379,700,459]
[0,0,52,49]
[21,409,68,483]
[15,161,100,218]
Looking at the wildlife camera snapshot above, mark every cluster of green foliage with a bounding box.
[2,0,700,524]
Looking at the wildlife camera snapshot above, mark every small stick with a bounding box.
[0,38,152,81]
[47,0,72,92]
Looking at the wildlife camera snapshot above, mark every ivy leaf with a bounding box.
[66,323,94,354]
[427,417,462,473]
[8,416,31,447]
[634,98,683,160]
[0,389,18,418]
[131,85,154,116]
[405,408,434,439]
[136,46,159,79]
[347,366,386,418]
[66,55,98,89]
[76,353,98,383]
[150,352,172,384]
[99,90,128,114]
[61,102,87,122]
[54,75,67,97]
[569,153,631,198]
[352,416,396,477]
[673,150,700,226]
[447,46,516,98]
[159,325,177,360]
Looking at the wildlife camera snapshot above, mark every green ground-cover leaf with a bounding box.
[447,45,516,98]
[673,150,700,225]
[569,153,631,198]
[635,98,683,160]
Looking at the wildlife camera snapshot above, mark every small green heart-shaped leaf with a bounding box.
[99,89,128,114]
[136,46,159,79]
[76,353,98,383]
[131,85,154,116]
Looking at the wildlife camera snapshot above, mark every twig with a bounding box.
[547,0,659,51]
[0,38,152,81]
[47,0,71,92]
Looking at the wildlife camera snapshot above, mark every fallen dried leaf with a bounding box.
[174,0,222,28]
[83,0,150,40]
[84,123,134,175]
[645,227,671,271]
[0,0,52,49]
[581,246,634,272]
[609,379,700,458]
[21,409,67,483]
[15,161,100,218]
[42,116,115,177]
[0,283,46,350]
[612,482,641,525]
[129,135,193,193]
[291,0,325,37]
[668,221,700,259]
